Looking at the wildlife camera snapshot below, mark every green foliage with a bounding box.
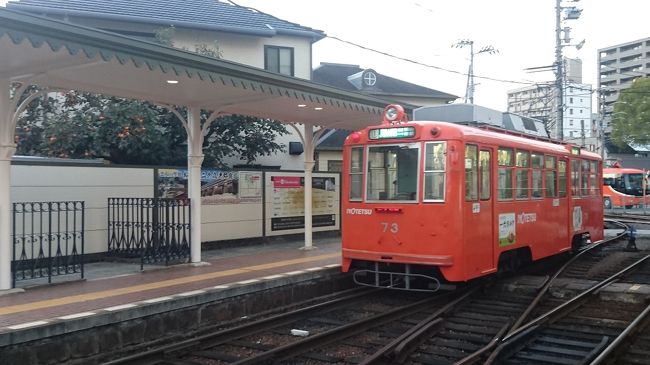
[14,28,289,166]
[611,77,650,147]
[194,41,223,59]
[15,91,288,167]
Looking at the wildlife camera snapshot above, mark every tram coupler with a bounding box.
[626,226,638,252]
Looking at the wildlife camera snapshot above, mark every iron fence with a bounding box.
[12,201,85,286]
[107,198,191,268]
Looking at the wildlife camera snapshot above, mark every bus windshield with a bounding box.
[604,172,646,196]
[366,143,419,201]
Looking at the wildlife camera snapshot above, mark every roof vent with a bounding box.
[347,69,378,90]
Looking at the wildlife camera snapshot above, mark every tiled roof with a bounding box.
[6,0,325,40]
[312,63,458,101]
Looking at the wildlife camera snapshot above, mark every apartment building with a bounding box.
[507,58,593,146]
[598,37,650,115]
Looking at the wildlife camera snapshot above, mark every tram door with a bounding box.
[463,145,495,277]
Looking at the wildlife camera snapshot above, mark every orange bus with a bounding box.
[603,166,648,209]
[342,104,604,291]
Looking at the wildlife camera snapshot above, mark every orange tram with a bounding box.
[341,105,604,291]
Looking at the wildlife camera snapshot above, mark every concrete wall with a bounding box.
[11,165,153,255]
[10,164,339,255]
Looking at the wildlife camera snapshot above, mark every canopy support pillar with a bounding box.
[0,80,20,290]
[158,104,223,264]
[290,123,327,250]
[187,106,204,263]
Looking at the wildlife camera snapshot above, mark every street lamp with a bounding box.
[453,39,498,104]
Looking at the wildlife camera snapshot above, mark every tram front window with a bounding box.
[367,144,419,201]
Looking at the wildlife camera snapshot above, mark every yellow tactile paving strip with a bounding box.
[0,252,339,316]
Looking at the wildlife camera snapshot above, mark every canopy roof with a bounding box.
[6,0,326,40]
[0,8,410,130]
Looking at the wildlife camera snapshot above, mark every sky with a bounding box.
[231,0,649,111]
[1,0,648,111]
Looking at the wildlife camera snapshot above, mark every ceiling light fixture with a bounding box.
[166,80,179,84]
[298,104,307,107]
[314,107,324,111]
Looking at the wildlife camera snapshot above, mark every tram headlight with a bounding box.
[386,107,399,121]
[383,104,406,124]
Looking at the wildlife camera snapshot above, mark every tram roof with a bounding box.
[357,120,601,159]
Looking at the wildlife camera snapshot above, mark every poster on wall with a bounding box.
[265,173,340,234]
[157,169,262,204]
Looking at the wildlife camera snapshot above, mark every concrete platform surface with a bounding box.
[0,236,342,344]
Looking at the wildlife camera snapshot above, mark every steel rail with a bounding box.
[358,287,479,365]
[483,252,650,365]
[506,219,629,336]
[589,302,650,365]
[103,287,378,365]
[228,289,466,365]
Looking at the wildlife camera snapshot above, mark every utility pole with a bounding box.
[453,39,498,104]
[555,0,564,140]
[554,0,583,141]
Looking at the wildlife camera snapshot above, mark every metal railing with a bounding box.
[107,198,190,268]
[12,201,85,286]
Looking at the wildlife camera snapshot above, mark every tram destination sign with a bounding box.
[369,126,415,140]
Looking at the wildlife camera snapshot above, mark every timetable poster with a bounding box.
[157,169,262,205]
[265,173,339,234]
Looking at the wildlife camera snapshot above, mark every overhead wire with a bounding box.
[229,0,650,106]
[227,0,537,88]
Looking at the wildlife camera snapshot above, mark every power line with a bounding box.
[229,0,534,88]
[325,35,529,86]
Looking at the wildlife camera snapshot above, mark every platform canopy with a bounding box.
[0,8,406,129]
[0,7,417,290]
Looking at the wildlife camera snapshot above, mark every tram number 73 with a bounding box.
[381,222,399,234]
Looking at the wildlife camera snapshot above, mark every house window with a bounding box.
[264,46,294,76]
[328,160,343,172]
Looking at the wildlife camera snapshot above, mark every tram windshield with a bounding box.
[366,144,419,201]
[604,172,646,196]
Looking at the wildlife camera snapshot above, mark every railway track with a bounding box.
[484,253,650,365]
[105,287,462,364]
[105,220,649,365]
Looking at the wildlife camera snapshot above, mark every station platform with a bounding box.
[0,236,342,348]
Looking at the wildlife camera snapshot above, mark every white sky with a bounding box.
[2,0,648,111]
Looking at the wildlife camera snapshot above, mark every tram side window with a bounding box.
[349,147,363,200]
[465,145,479,201]
[516,150,530,200]
[571,160,581,197]
[480,150,491,200]
[545,156,557,198]
[590,161,598,195]
[531,152,543,199]
[424,142,446,201]
[581,160,590,196]
[497,147,514,200]
[559,160,567,197]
